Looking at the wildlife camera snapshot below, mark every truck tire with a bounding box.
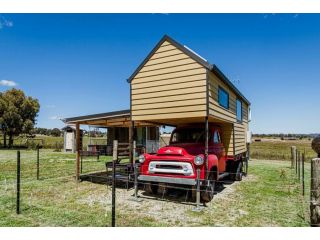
[145,182,158,195]
[201,180,215,203]
[235,161,243,181]
[201,170,216,202]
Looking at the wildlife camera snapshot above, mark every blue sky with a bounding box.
[0,14,319,134]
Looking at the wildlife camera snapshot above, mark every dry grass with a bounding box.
[0,149,310,226]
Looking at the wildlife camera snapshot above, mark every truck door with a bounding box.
[213,130,226,172]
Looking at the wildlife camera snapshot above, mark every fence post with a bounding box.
[80,155,83,174]
[16,151,21,214]
[310,158,320,226]
[192,168,203,211]
[291,146,296,169]
[302,152,305,196]
[36,146,40,180]
[298,151,301,182]
[296,150,298,174]
[111,140,118,227]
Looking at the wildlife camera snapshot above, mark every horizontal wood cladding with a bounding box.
[132,98,206,110]
[131,40,207,121]
[132,105,206,116]
[132,86,206,100]
[132,74,206,89]
[132,80,206,95]
[132,93,205,105]
[132,111,207,121]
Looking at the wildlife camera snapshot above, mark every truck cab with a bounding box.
[138,125,243,202]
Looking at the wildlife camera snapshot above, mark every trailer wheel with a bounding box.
[145,182,158,195]
[235,161,243,181]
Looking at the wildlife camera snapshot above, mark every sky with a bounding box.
[0,14,319,134]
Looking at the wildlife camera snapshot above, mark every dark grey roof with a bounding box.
[64,109,130,123]
[127,35,250,105]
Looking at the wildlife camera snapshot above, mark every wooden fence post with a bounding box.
[112,140,118,227]
[291,146,296,169]
[298,151,301,182]
[36,146,40,180]
[302,153,305,196]
[296,150,298,174]
[16,151,21,214]
[311,158,320,226]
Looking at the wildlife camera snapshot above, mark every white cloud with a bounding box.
[0,79,17,87]
[0,15,13,29]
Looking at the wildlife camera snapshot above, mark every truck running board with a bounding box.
[218,172,230,180]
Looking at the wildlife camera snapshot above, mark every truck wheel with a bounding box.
[145,183,158,195]
[235,161,243,181]
[201,180,215,203]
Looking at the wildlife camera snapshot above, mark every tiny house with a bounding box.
[128,35,251,158]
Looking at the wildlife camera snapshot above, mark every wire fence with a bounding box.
[0,146,316,227]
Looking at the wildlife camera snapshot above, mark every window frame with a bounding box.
[218,86,229,110]
[236,98,243,123]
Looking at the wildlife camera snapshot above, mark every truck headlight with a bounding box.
[139,155,145,163]
[194,155,204,165]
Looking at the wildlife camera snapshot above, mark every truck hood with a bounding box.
[157,143,203,156]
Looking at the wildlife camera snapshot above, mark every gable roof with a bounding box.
[127,35,250,105]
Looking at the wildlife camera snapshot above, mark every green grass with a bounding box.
[0,149,311,226]
[0,135,106,149]
[191,160,310,226]
[250,139,315,161]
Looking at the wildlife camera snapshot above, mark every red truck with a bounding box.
[138,125,247,202]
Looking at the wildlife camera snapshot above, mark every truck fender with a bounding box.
[207,154,219,174]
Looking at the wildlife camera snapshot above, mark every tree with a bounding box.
[51,128,61,137]
[0,88,40,148]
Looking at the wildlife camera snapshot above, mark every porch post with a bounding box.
[129,121,135,165]
[205,116,209,179]
[75,123,80,181]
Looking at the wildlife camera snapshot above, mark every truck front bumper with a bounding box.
[138,175,196,186]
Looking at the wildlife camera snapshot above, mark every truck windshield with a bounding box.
[170,128,205,144]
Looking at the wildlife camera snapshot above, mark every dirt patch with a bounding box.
[77,175,257,226]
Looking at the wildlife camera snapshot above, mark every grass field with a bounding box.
[0,149,311,226]
[0,135,106,150]
[250,138,315,161]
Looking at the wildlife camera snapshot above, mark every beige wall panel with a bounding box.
[132,80,206,95]
[133,93,206,105]
[132,111,206,121]
[132,68,206,83]
[132,86,206,100]
[141,58,196,72]
[149,49,184,60]
[132,105,206,116]
[135,62,203,79]
[132,74,206,89]
[132,98,206,110]
[155,44,178,53]
[145,54,189,66]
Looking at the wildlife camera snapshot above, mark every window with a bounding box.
[213,130,221,144]
[218,87,229,109]
[170,128,205,144]
[236,99,242,122]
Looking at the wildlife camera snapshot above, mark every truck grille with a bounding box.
[148,161,194,176]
